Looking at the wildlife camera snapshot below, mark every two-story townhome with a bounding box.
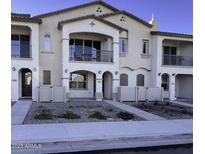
[11,0,193,102]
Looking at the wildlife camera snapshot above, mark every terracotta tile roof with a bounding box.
[58,14,127,32]
[151,31,193,38]
[11,13,42,24]
[100,11,153,28]
[33,1,119,18]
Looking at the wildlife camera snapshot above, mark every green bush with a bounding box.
[89,111,107,120]
[107,108,113,112]
[116,112,135,120]
[60,111,80,119]
[34,106,53,120]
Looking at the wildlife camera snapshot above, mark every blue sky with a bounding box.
[11,0,193,34]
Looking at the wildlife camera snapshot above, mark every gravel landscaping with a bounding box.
[24,101,145,124]
[123,102,193,119]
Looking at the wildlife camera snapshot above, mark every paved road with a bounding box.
[56,144,193,154]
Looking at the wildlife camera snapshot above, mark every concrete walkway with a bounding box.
[171,100,193,108]
[11,119,192,144]
[11,100,32,125]
[105,100,165,121]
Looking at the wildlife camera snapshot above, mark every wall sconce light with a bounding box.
[172,73,175,76]
[33,67,36,72]
[158,73,161,76]
[64,69,68,73]
[115,71,118,75]
[98,70,102,74]
[12,67,16,71]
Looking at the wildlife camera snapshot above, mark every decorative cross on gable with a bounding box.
[89,21,96,27]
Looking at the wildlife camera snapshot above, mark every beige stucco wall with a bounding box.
[39,4,115,86]
[103,14,152,71]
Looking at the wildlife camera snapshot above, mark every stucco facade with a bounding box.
[11,1,193,102]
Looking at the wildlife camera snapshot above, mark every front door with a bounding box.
[22,69,32,97]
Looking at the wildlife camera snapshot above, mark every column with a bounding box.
[112,72,119,101]
[62,34,70,102]
[170,75,176,100]
[95,74,103,101]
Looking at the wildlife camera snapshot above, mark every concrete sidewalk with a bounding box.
[171,100,193,108]
[11,100,32,125]
[12,119,192,144]
[105,100,165,120]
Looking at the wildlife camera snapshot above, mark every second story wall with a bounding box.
[39,4,115,86]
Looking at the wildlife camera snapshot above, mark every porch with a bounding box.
[162,39,193,66]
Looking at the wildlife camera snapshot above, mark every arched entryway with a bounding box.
[69,70,96,98]
[102,71,113,100]
[19,68,32,98]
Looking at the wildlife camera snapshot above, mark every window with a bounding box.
[120,74,128,86]
[69,39,101,61]
[119,38,128,53]
[70,73,87,89]
[44,34,51,52]
[163,46,177,65]
[11,34,30,58]
[142,40,149,54]
[137,74,145,86]
[161,74,169,91]
[43,70,51,85]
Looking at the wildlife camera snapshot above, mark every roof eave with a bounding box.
[58,15,127,32]
[151,31,193,39]
[33,1,119,18]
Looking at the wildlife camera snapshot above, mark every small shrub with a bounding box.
[153,101,158,105]
[107,108,113,112]
[34,106,53,120]
[60,111,80,119]
[116,111,135,120]
[89,111,107,120]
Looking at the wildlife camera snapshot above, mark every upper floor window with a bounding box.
[43,70,51,85]
[44,34,51,52]
[120,73,128,86]
[137,74,145,86]
[69,73,87,89]
[119,38,128,53]
[11,34,30,58]
[142,40,149,54]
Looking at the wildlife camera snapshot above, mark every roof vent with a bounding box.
[120,16,125,22]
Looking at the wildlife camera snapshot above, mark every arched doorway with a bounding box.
[69,70,96,98]
[103,71,113,100]
[19,68,32,98]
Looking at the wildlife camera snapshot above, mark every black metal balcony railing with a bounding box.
[69,47,113,62]
[163,54,193,66]
[11,53,31,58]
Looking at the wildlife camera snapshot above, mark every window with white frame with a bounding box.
[142,40,149,54]
[161,73,169,91]
[44,34,51,52]
[69,73,87,89]
[120,73,128,86]
[137,74,145,86]
[119,38,128,53]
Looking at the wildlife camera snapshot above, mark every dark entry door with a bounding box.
[22,69,32,97]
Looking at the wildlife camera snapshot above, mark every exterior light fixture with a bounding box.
[158,73,161,76]
[172,73,175,76]
[65,69,68,73]
[115,71,118,75]
[12,67,16,71]
[98,70,102,74]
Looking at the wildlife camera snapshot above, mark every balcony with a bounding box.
[69,46,113,63]
[163,55,193,66]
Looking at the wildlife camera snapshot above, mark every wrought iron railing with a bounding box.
[69,47,113,62]
[163,54,193,66]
